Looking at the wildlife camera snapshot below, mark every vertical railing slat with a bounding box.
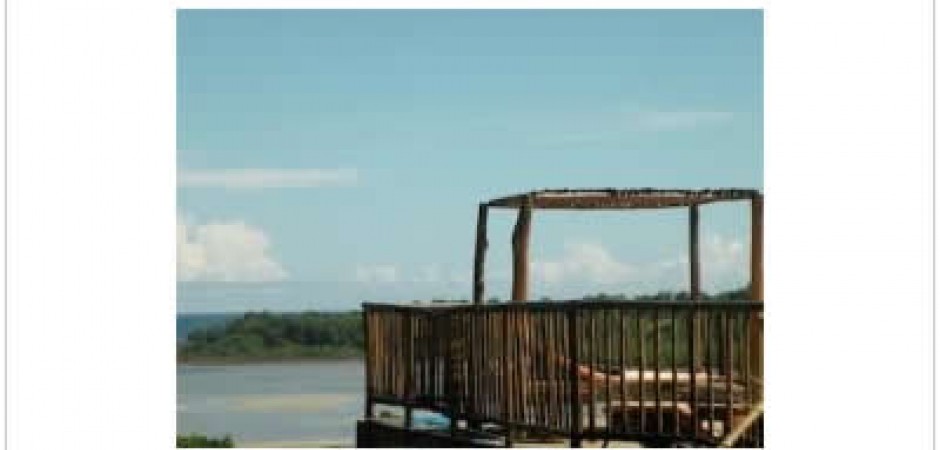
[655,307,663,435]
[588,310,596,433]
[502,309,512,444]
[671,305,679,438]
[638,309,646,434]
[568,307,582,447]
[618,307,627,434]
[689,306,698,440]
[404,310,413,428]
[707,311,714,439]
[724,310,734,439]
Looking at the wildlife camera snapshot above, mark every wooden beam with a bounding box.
[718,401,764,448]
[472,204,489,305]
[511,197,533,302]
[485,188,760,210]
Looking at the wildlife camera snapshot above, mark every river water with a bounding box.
[177,360,364,448]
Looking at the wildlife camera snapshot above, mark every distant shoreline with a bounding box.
[237,439,353,448]
[178,355,363,366]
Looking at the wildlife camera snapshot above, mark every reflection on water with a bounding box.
[177,360,364,447]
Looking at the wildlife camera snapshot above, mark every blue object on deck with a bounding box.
[412,411,451,429]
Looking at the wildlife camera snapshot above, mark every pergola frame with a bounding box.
[472,188,763,304]
[471,187,763,374]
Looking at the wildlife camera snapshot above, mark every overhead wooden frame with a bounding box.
[471,188,763,306]
[486,188,760,210]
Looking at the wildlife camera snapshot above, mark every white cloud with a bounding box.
[540,109,736,147]
[630,110,734,131]
[355,264,399,283]
[415,264,442,283]
[700,233,747,288]
[178,168,358,189]
[348,233,746,295]
[533,241,637,285]
[644,233,748,291]
[177,217,288,283]
[355,263,471,287]
[448,270,471,284]
[531,234,747,292]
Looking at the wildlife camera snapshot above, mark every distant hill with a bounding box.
[178,311,363,363]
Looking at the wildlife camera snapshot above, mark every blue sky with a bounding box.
[177,9,762,313]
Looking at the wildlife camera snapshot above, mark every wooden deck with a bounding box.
[363,300,764,447]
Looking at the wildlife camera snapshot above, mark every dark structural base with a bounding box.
[356,419,503,448]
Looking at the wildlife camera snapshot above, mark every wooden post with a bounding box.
[689,204,702,369]
[750,195,763,303]
[509,197,533,445]
[363,308,374,419]
[511,197,533,302]
[749,195,763,380]
[690,203,701,301]
[473,204,489,305]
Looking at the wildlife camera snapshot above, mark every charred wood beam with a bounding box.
[511,197,533,302]
[472,204,489,305]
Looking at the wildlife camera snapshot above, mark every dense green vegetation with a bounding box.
[480,287,750,304]
[578,287,753,367]
[177,313,237,342]
[580,286,750,302]
[177,289,750,363]
[176,433,233,448]
[178,311,363,362]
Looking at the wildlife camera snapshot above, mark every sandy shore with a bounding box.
[231,393,356,413]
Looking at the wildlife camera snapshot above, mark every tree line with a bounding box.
[177,288,750,362]
[178,311,364,362]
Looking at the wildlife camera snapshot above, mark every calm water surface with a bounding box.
[177,360,364,447]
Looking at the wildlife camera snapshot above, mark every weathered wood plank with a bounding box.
[473,204,488,304]
[511,198,533,302]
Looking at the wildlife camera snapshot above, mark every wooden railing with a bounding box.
[363,300,763,447]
